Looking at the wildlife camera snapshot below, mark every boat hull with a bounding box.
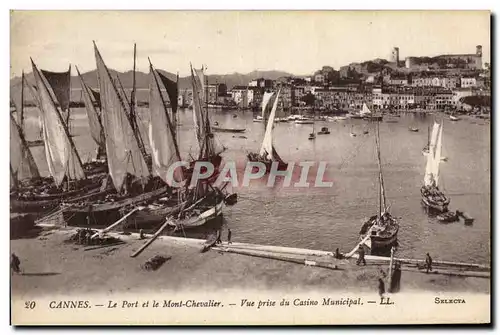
[421,186,450,213]
[168,200,224,229]
[247,153,288,172]
[421,197,449,213]
[212,127,246,133]
[437,211,459,223]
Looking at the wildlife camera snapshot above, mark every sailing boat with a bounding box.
[422,123,447,161]
[358,121,399,254]
[308,109,316,140]
[361,103,383,121]
[76,66,107,174]
[421,121,450,213]
[10,73,44,148]
[59,43,171,224]
[253,91,274,123]
[165,64,236,230]
[247,89,288,172]
[11,60,105,214]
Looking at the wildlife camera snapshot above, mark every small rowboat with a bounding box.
[212,126,246,133]
[437,210,459,223]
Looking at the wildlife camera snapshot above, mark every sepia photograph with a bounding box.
[9,9,491,325]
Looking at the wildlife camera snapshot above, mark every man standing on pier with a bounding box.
[356,246,366,266]
[425,253,433,273]
[11,253,21,274]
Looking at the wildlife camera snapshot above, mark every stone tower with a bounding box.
[392,47,400,67]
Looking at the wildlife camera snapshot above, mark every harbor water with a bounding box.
[17,107,491,264]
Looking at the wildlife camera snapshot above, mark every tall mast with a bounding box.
[204,65,210,158]
[375,121,387,215]
[130,43,137,124]
[67,65,72,132]
[20,71,25,134]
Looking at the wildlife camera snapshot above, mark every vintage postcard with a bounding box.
[10,10,491,325]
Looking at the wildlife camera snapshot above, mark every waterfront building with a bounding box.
[461,77,478,88]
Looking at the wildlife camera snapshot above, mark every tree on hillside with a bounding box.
[301,92,315,106]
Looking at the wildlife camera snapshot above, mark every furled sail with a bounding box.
[41,66,71,125]
[260,89,280,159]
[32,60,84,185]
[10,113,40,181]
[261,91,275,119]
[148,63,183,186]
[190,65,223,159]
[190,65,205,152]
[94,42,150,191]
[76,66,105,156]
[194,66,206,103]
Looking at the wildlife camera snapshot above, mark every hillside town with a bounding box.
[177,45,490,115]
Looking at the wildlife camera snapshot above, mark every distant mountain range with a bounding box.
[10,69,294,98]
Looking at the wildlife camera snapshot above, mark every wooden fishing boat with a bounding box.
[359,121,399,254]
[318,127,330,135]
[247,88,288,172]
[162,64,237,231]
[437,210,459,223]
[409,127,419,132]
[421,121,449,213]
[456,210,474,225]
[359,103,383,121]
[212,126,246,133]
[294,118,314,124]
[450,115,460,121]
[12,182,107,214]
[168,198,225,230]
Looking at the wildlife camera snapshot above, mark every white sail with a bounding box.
[94,43,150,191]
[10,113,40,180]
[76,67,105,154]
[432,121,443,186]
[190,66,206,155]
[360,103,371,116]
[259,89,281,159]
[261,91,275,119]
[423,122,441,186]
[32,60,85,186]
[148,66,183,186]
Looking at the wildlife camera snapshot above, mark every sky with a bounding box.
[10,10,491,78]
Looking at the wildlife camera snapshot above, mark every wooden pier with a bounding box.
[35,222,490,279]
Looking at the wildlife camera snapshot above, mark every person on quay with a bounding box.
[227,229,232,245]
[216,229,222,245]
[425,253,433,273]
[378,278,385,298]
[356,245,366,266]
[11,253,21,274]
